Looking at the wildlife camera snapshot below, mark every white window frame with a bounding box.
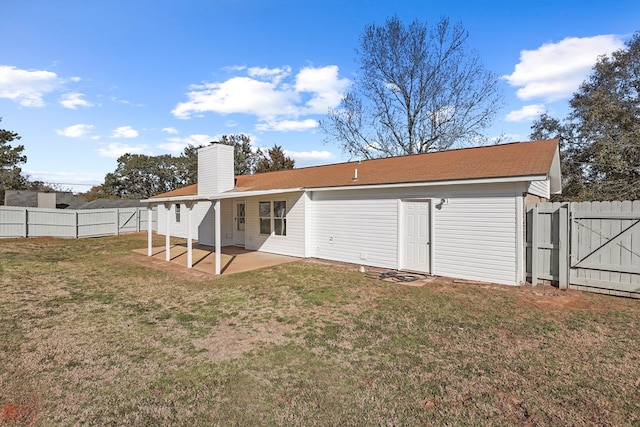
[175,204,181,223]
[259,201,271,235]
[273,200,286,236]
[258,200,287,236]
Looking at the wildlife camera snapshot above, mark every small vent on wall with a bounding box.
[352,168,358,182]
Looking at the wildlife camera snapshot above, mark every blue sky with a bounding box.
[1,0,638,192]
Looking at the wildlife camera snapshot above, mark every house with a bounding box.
[4,190,144,210]
[143,139,561,285]
[4,190,88,209]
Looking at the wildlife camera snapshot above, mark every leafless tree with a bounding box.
[321,16,503,158]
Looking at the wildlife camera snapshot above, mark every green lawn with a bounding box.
[1,234,639,426]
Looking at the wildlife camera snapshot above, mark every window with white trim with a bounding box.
[259,201,271,235]
[175,204,181,223]
[258,200,287,236]
[273,201,286,236]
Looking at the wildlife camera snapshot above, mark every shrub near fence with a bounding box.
[0,206,157,238]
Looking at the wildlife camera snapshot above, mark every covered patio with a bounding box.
[133,243,300,275]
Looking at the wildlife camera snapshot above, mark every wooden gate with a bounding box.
[527,201,640,297]
[569,202,640,293]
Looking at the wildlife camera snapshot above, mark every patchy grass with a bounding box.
[1,234,640,426]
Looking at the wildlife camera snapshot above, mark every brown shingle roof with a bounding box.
[151,184,198,198]
[152,139,558,198]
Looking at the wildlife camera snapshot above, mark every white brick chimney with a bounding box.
[197,143,235,195]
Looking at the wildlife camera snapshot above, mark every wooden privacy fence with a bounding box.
[0,206,157,238]
[527,201,640,297]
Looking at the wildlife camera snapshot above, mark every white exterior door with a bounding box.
[401,200,430,272]
[234,201,245,246]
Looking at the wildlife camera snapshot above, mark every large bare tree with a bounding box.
[321,16,503,158]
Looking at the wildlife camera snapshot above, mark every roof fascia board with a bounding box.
[307,175,549,192]
[142,188,304,204]
[143,175,549,203]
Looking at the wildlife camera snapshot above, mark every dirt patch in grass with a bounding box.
[1,234,639,426]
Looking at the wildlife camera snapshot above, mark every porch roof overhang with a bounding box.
[141,187,305,205]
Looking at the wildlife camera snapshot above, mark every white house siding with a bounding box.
[243,191,306,257]
[156,201,231,245]
[527,180,550,199]
[432,186,519,285]
[310,190,399,270]
[309,183,523,286]
[197,144,234,194]
[195,200,234,247]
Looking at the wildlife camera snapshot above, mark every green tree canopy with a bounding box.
[321,16,503,159]
[101,153,193,199]
[218,134,261,176]
[254,145,295,173]
[0,119,29,204]
[98,134,279,198]
[531,32,640,201]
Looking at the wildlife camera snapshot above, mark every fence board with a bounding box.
[0,206,157,239]
[528,200,640,297]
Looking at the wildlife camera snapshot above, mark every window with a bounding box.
[258,200,287,236]
[236,203,245,231]
[273,201,286,236]
[259,201,271,235]
[175,204,181,223]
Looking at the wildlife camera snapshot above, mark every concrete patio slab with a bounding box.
[132,244,300,275]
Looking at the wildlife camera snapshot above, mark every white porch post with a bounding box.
[186,202,194,268]
[164,202,171,262]
[214,199,221,275]
[147,204,153,257]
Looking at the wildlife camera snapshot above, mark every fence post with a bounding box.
[136,208,140,233]
[75,211,79,238]
[115,209,120,236]
[558,204,569,289]
[23,208,28,238]
[531,205,539,286]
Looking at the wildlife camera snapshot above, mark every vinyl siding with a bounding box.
[309,183,521,285]
[433,194,518,285]
[156,201,233,245]
[197,144,234,194]
[311,190,399,269]
[196,200,234,247]
[244,192,305,257]
[527,180,550,199]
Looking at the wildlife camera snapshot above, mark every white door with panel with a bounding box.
[234,201,246,246]
[401,200,431,272]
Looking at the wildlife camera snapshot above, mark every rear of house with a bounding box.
[147,139,561,285]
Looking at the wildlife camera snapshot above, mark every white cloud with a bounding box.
[504,104,546,122]
[60,92,93,109]
[503,35,625,101]
[285,149,333,163]
[161,127,179,134]
[256,119,318,132]
[25,170,103,189]
[295,65,350,114]
[172,76,297,119]
[97,143,150,158]
[171,65,351,131]
[0,65,64,106]
[110,125,139,138]
[158,134,215,153]
[56,124,94,138]
[247,66,291,84]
